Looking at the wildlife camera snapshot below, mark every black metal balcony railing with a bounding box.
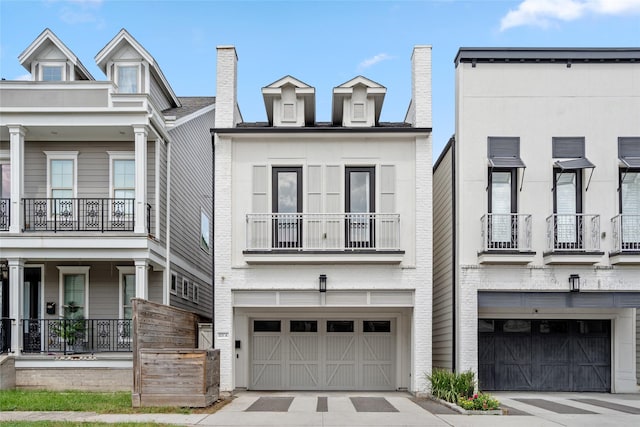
[22,198,142,232]
[1,318,11,353]
[0,198,9,231]
[22,319,132,354]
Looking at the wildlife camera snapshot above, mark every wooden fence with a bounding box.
[131,299,219,407]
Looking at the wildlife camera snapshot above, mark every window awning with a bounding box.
[488,157,526,168]
[554,157,595,170]
[620,157,640,168]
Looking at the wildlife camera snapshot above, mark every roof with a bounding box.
[214,121,425,134]
[455,47,640,67]
[163,97,215,120]
[332,76,387,125]
[18,28,94,80]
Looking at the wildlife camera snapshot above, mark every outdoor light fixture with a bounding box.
[319,274,327,293]
[569,274,580,293]
[0,262,8,281]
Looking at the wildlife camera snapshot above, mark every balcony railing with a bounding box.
[1,318,11,353]
[0,198,8,231]
[21,319,132,354]
[22,198,148,233]
[246,213,401,251]
[611,214,640,253]
[480,213,532,252]
[546,214,600,252]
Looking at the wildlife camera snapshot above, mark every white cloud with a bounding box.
[500,0,640,31]
[51,0,105,26]
[358,53,393,71]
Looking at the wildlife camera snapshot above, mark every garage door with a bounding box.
[251,319,395,390]
[479,319,611,392]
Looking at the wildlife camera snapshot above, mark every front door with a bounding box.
[272,167,302,248]
[22,267,42,352]
[620,170,640,249]
[345,167,375,249]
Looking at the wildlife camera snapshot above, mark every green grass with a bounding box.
[0,390,191,414]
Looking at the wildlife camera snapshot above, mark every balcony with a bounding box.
[544,214,604,264]
[21,318,132,354]
[0,198,8,231]
[478,214,535,264]
[244,213,403,264]
[610,214,640,264]
[21,198,149,233]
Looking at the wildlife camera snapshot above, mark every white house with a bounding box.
[212,45,433,393]
[0,29,214,390]
[433,48,640,393]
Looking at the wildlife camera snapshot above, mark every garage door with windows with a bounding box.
[479,319,611,392]
[251,319,395,390]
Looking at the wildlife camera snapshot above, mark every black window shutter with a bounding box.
[619,137,640,158]
[488,137,519,158]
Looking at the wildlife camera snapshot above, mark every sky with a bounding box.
[1,0,639,159]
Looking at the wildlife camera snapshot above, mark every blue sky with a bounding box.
[1,0,639,158]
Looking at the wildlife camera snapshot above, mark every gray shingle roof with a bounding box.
[163,96,215,120]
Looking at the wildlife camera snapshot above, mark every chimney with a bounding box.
[215,46,238,128]
[411,45,432,128]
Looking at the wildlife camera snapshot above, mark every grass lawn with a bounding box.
[0,422,172,427]
[0,390,191,414]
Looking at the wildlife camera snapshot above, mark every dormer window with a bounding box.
[116,65,139,93]
[41,64,63,81]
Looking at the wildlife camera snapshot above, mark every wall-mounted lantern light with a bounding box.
[0,262,8,281]
[569,274,580,293]
[319,274,327,293]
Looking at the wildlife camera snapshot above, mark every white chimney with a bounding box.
[215,45,238,128]
[411,45,432,128]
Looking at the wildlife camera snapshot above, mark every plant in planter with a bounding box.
[52,302,86,351]
[426,369,500,412]
[457,393,500,411]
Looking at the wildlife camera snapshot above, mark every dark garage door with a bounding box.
[479,319,610,392]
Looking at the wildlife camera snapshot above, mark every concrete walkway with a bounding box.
[1,391,639,426]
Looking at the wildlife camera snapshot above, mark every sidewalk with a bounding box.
[1,391,639,426]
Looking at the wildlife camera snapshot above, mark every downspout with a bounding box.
[165,139,172,306]
[451,137,456,372]
[211,132,215,349]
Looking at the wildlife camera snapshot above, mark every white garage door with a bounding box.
[251,318,395,390]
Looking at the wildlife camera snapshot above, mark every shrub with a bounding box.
[426,369,475,403]
[457,393,500,411]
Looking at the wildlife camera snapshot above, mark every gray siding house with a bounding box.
[0,28,213,390]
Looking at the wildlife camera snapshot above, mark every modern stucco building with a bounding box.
[212,45,433,393]
[0,29,213,390]
[433,48,640,393]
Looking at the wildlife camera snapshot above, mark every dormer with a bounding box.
[262,76,315,127]
[18,28,93,82]
[95,29,179,109]
[332,76,386,127]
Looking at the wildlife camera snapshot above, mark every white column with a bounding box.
[134,259,148,300]
[134,126,148,234]
[8,258,24,354]
[8,126,25,234]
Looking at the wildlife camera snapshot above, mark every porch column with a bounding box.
[8,258,24,354]
[133,126,148,234]
[134,259,148,300]
[8,126,25,234]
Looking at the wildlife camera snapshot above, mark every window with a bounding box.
[42,65,63,81]
[488,169,517,247]
[108,153,135,218]
[619,137,640,249]
[116,267,135,320]
[117,65,139,93]
[345,167,375,248]
[327,320,354,333]
[554,168,582,248]
[201,211,210,253]
[170,273,177,295]
[272,167,302,248]
[363,320,391,333]
[0,157,10,199]
[193,283,200,303]
[254,320,281,332]
[57,266,89,319]
[290,320,317,332]
[46,152,78,220]
[182,278,189,299]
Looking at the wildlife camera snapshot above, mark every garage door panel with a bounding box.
[499,364,533,390]
[539,337,570,362]
[362,335,393,361]
[363,364,393,388]
[538,365,570,391]
[326,363,356,388]
[289,364,319,388]
[574,365,610,391]
[289,336,318,360]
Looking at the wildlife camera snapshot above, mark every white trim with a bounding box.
[173,103,215,127]
[116,266,135,319]
[57,266,90,318]
[155,139,161,238]
[182,278,189,299]
[193,282,200,304]
[107,151,135,200]
[45,151,79,200]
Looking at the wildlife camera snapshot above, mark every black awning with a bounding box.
[554,157,595,170]
[488,157,526,168]
[621,157,640,168]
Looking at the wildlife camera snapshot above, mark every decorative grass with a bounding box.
[426,368,475,403]
[0,390,190,414]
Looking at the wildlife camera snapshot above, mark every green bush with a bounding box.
[457,393,500,411]
[426,368,475,403]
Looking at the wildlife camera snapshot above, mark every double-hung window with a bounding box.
[109,152,135,227]
[345,166,375,248]
[41,64,64,81]
[0,154,9,230]
[619,137,640,249]
[46,152,78,226]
